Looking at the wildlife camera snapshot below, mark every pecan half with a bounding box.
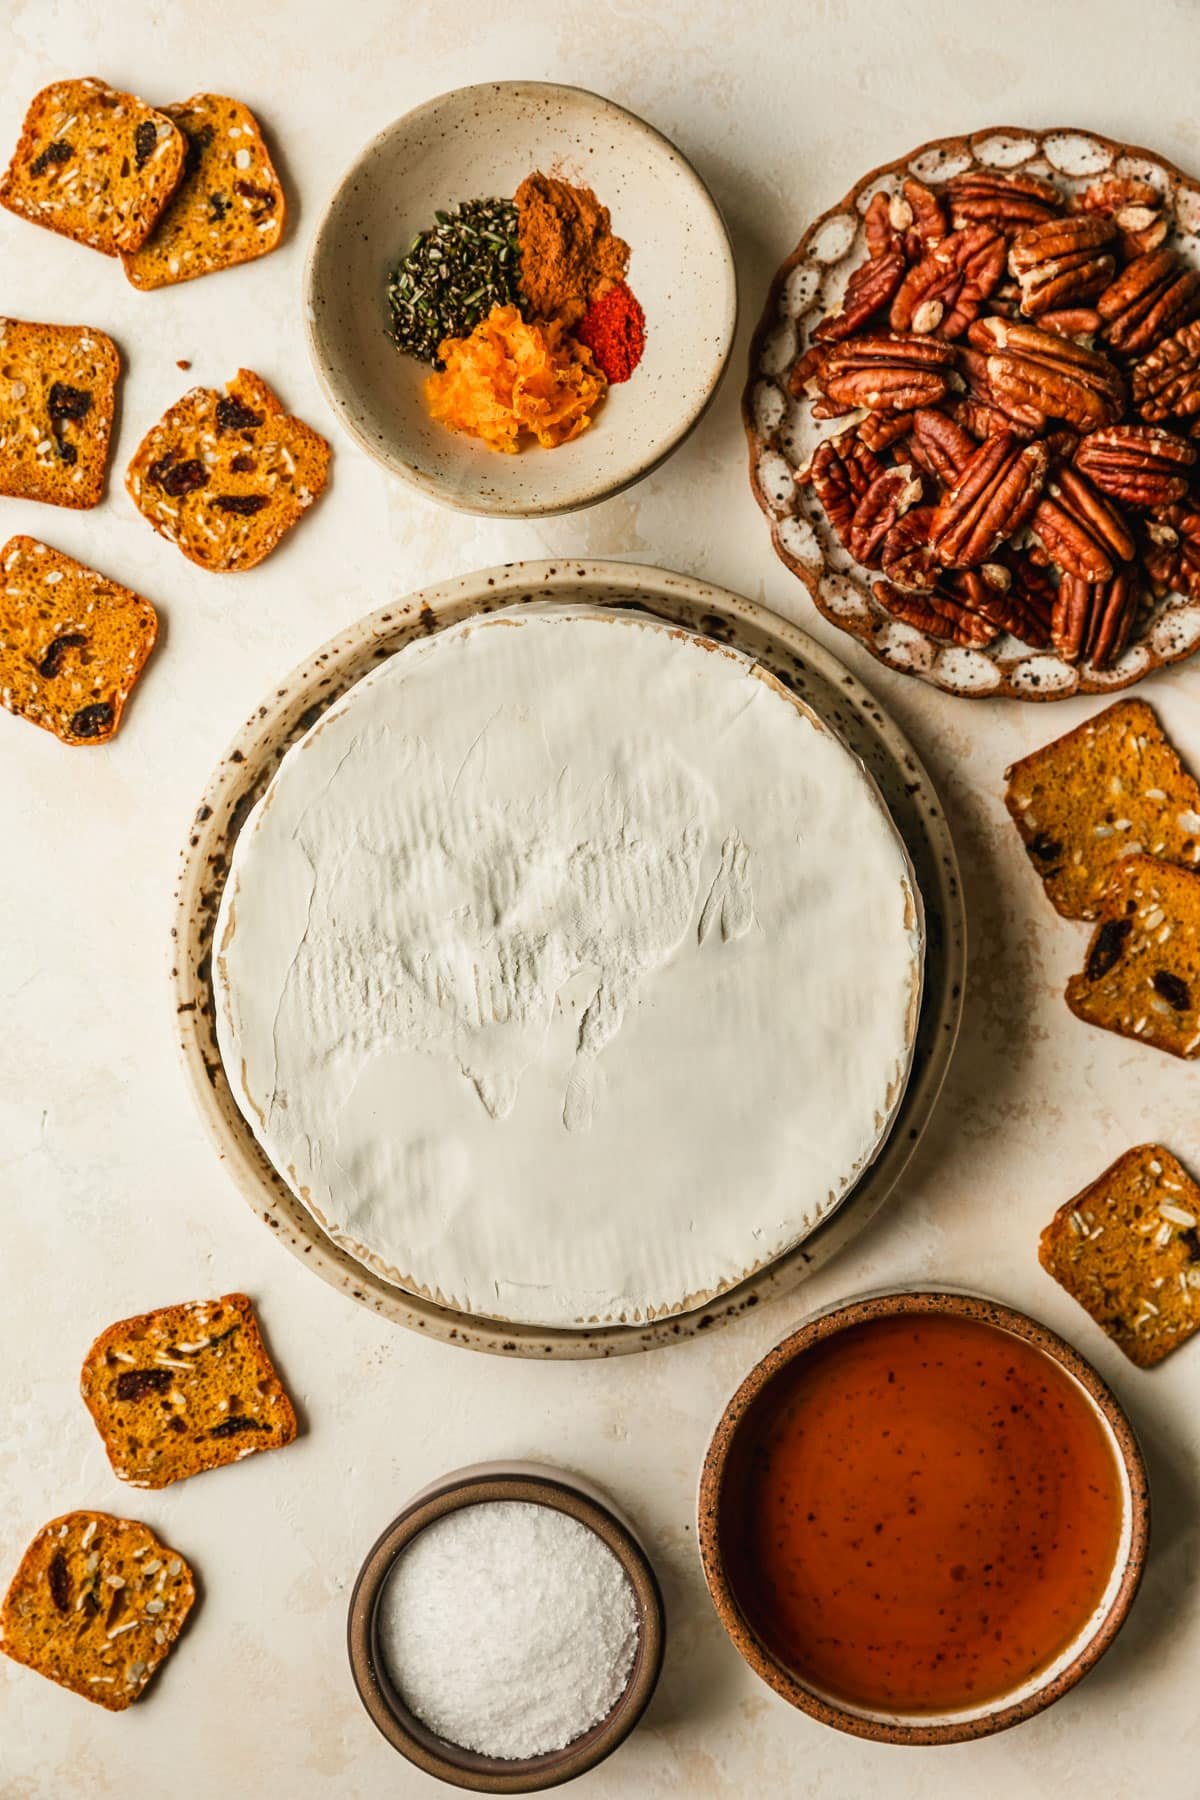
[1037,307,1102,340]
[786,343,828,401]
[1032,463,1135,580]
[1053,567,1141,667]
[929,431,1049,567]
[814,250,906,342]
[1009,214,1116,317]
[1131,317,1200,423]
[1074,424,1197,508]
[946,169,1063,233]
[847,464,923,565]
[1140,502,1200,598]
[951,562,1052,646]
[908,406,976,483]
[1078,175,1169,259]
[858,410,915,455]
[1097,248,1200,355]
[864,190,902,259]
[818,332,957,412]
[959,346,1047,433]
[968,315,1125,433]
[881,504,940,590]
[889,224,1006,338]
[872,577,996,647]
[803,429,885,548]
[895,176,949,261]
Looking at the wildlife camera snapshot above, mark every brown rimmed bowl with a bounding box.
[348,1463,666,1792]
[698,1290,1149,1746]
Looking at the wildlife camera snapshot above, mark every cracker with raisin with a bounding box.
[0,78,185,255]
[0,1512,194,1710]
[1040,1145,1200,1367]
[122,94,285,290]
[0,318,120,508]
[1066,853,1200,1058]
[126,369,329,572]
[1006,699,1200,921]
[0,536,158,746]
[81,1293,297,1488]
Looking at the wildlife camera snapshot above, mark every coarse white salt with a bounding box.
[376,1501,639,1760]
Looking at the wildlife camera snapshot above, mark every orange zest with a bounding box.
[424,304,606,454]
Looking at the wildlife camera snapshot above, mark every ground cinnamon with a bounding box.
[515,172,629,323]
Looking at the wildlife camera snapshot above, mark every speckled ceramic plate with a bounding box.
[305,82,737,517]
[746,126,1200,700]
[172,560,964,1357]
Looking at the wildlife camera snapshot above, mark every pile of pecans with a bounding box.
[792,168,1200,668]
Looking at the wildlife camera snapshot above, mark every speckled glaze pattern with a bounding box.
[745,126,1200,701]
[171,560,965,1358]
[305,82,737,517]
[698,1290,1151,1745]
[347,1464,665,1793]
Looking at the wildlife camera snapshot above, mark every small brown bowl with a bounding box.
[348,1462,666,1792]
[699,1291,1150,1746]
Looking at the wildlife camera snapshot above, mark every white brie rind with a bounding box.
[213,603,924,1327]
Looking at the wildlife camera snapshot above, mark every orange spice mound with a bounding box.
[514,172,629,324]
[425,304,607,453]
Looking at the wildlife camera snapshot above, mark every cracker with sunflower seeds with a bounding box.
[1005,699,1200,921]
[0,536,158,746]
[0,318,120,508]
[122,94,284,289]
[0,1512,194,1710]
[81,1292,297,1488]
[126,368,329,572]
[1040,1144,1200,1366]
[0,78,185,255]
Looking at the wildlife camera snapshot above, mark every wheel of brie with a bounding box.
[213,603,924,1328]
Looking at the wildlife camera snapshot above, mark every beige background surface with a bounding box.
[2,1,1198,1795]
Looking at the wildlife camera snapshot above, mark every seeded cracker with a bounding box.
[0,318,119,508]
[1040,1145,1200,1366]
[1006,699,1200,920]
[1066,853,1200,1058]
[126,369,329,571]
[81,1293,297,1488]
[0,537,158,746]
[122,94,284,290]
[0,1512,194,1710]
[0,79,185,256]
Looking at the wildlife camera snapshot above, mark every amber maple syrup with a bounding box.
[722,1311,1125,1714]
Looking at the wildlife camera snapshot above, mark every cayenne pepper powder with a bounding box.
[576,283,646,384]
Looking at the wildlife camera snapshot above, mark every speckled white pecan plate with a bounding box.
[745,126,1200,701]
[172,561,964,1358]
[305,82,737,517]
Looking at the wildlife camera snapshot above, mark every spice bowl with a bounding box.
[699,1291,1150,1746]
[348,1462,666,1792]
[304,80,737,516]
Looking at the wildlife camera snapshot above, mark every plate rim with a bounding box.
[171,558,965,1357]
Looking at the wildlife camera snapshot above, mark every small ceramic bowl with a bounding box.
[304,81,737,516]
[348,1462,666,1792]
[698,1291,1150,1746]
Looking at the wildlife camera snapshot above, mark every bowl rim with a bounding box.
[303,78,738,517]
[347,1464,666,1792]
[697,1288,1150,1746]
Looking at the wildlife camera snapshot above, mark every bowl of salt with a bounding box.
[347,1462,666,1792]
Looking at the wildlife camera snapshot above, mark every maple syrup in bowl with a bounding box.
[699,1292,1149,1744]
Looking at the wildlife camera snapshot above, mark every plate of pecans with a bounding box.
[746,127,1200,700]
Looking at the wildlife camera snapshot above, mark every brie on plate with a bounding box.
[213,603,924,1328]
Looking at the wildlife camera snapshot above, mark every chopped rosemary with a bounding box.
[386,197,524,364]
